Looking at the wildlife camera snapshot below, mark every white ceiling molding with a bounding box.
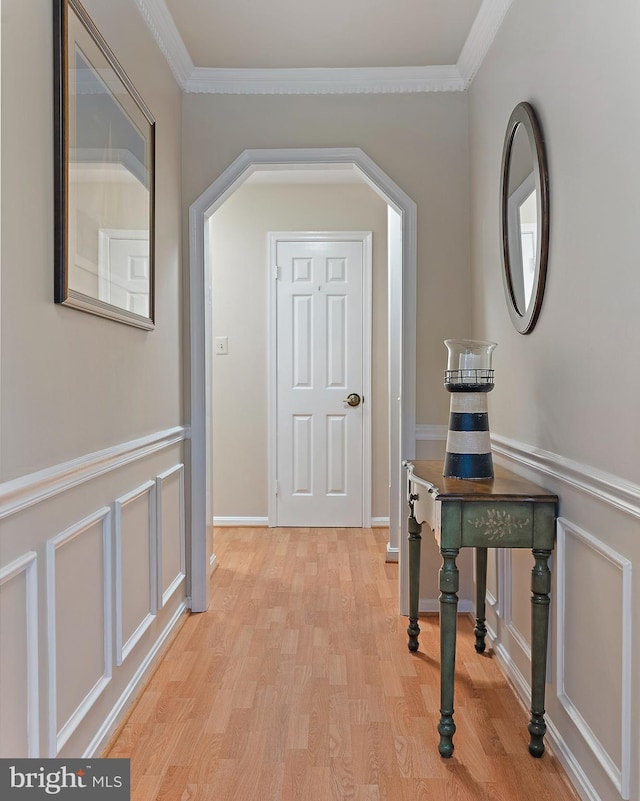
[185,65,464,95]
[134,0,194,88]
[457,0,515,86]
[136,0,512,94]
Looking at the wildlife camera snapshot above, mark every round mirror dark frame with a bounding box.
[500,102,549,334]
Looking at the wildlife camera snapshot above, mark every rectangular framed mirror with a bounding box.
[54,0,155,329]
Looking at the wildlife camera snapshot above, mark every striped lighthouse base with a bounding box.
[443,392,493,480]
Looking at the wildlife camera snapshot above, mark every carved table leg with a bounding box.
[407,513,422,652]
[438,547,459,757]
[474,547,488,653]
[529,548,552,757]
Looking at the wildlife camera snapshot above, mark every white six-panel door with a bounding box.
[272,235,371,527]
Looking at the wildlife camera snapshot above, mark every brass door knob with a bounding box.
[344,393,362,407]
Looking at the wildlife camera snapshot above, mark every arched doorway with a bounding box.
[187,147,416,613]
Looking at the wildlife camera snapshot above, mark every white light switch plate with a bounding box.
[215,336,228,355]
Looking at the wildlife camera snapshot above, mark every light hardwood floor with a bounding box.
[106,527,580,801]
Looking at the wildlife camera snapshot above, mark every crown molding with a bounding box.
[134,0,193,88]
[185,65,464,95]
[457,0,515,86]
[136,0,512,95]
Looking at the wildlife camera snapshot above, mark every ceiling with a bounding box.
[135,0,514,94]
[164,0,483,70]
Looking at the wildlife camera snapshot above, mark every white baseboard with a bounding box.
[386,544,399,562]
[213,516,391,529]
[83,601,187,758]
[213,516,268,527]
[415,424,448,441]
[419,599,473,614]
[483,621,602,801]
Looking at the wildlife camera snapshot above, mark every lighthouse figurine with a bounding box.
[443,340,497,480]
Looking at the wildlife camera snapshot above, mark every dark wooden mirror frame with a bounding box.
[500,102,549,334]
[53,0,156,330]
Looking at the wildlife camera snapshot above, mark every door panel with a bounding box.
[276,239,364,527]
[98,229,150,317]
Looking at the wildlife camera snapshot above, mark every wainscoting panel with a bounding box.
[0,552,39,757]
[47,509,113,756]
[0,427,187,760]
[115,481,157,667]
[556,518,632,799]
[504,548,532,660]
[488,433,638,801]
[156,464,186,609]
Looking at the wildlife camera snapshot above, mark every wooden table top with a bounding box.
[405,460,558,503]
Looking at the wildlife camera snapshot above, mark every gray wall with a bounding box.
[468,2,640,800]
[182,92,473,430]
[0,0,187,758]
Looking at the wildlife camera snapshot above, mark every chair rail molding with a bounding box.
[134,0,513,94]
[491,433,640,520]
[0,426,187,521]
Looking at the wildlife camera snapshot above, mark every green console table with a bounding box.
[403,460,558,759]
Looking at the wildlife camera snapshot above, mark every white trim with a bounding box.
[82,601,187,757]
[473,546,499,613]
[46,508,113,756]
[185,65,464,95]
[213,516,269,527]
[97,228,150,307]
[419,599,474,614]
[502,549,531,660]
[211,515,390,530]
[0,552,39,757]
[385,544,399,563]
[189,147,417,614]
[415,424,448,441]
[156,464,186,610]
[133,0,194,87]
[491,433,640,520]
[485,625,602,801]
[457,0,515,86]
[0,426,187,521]
[493,548,506,618]
[136,0,511,94]
[267,231,373,529]
[114,481,157,667]
[483,548,499,612]
[544,717,602,801]
[556,518,632,800]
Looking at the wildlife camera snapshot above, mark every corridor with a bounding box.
[106,527,578,800]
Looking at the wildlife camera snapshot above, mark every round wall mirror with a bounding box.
[500,102,549,334]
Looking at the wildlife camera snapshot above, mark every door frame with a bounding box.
[188,147,416,615]
[268,231,373,528]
